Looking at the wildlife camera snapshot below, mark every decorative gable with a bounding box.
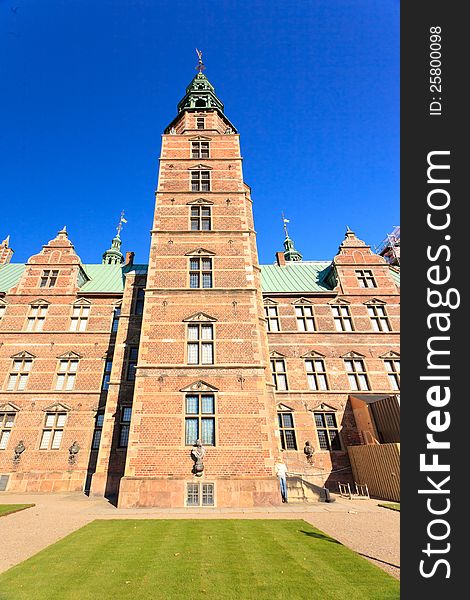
[10,351,36,359]
[186,198,214,206]
[379,350,400,359]
[301,350,326,359]
[43,402,72,413]
[340,351,365,359]
[180,380,219,393]
[185,247,216,257]
[183,312,217,323]
[57,351,82,360]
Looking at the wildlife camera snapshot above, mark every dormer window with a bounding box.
[356,269,377,288]
[40,270,59,288]
[196,117,205,129]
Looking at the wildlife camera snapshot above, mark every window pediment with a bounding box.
[292,298,312,305]
[0,298,7,306]
[328,297,350,306]
[189,164,212,171]
[277,402,294,412]
[263,298,278,306]
[73,297,91,306]
[188,136,212,142]
[341,351,365,359]
[10,351,36,359]
[180,380,219,393]
[379,350,400,359]
[185,247,215,257]
[301,350,326,359]
[57,351,82,360]
[0,402,20,412]
[310,402,337,412]
[186,198,214,206]
[364,298,386,306]
[269,351,285,358]
[43,402,71,413]
[183,312,217,323]
[28,298,50,307]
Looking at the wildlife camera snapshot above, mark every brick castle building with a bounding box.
[0,67,399,507]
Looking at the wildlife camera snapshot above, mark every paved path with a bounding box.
[0,492,399,579]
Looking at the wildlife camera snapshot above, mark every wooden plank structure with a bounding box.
[347,443,400,502]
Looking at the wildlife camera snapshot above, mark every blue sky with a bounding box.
[0,0,399,265]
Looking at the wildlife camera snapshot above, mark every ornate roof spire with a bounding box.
[176,52,225,114]
[195,48,206,73]
[102,212,126,265]
[282,214,303,262]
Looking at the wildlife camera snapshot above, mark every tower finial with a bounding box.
[195,48,206,73]
[116,211,127,237]
[282,213,290,238]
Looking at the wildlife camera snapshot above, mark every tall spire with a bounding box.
[281,214,302,262]
[102,212,126,265]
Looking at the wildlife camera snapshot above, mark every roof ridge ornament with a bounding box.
[195,48,206,73]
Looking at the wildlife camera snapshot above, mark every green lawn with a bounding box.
[0,520,399,600]
[0,504,35,517]
[378,503,400,512]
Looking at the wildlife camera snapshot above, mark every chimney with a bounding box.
[276,251,286,267]
[0,236,13,265]
[125,251,135,266]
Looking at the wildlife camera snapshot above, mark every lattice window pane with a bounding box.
[202,273,212,288]
[202,483,214,506]
[348,374,359,390]
[187,325,199,340]
[51,429,63,449]
[201,418,215,445]
[56,414,67,427]
[45,414,55,427]
[122,407,132,422]
[277,374,287,390]
[185,418,198,445]
[284,430,297,450]
[281,413,294,428]
[0,431,11,450]
[40,430,52,449]
[190,273,200,288]
[186,395,199,414]
[201,395,214,414]
[187,343,199,364]
[307,374,317,390]
[201,325,213,340]
[187,483,199,506]
[325,414,336,428]
[314,414,324,428]
[318,374,328,390]
[317,430,329,450]
[201,343,213,364]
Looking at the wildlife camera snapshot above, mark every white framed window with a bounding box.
[384,359,400,391]
[356,269,377,288]
[189,257,213,288]
[295,305,315,331]
[191,170,210,192]
[55,359,78,391]
[39,270,59,288]
[331,305,354,332]
[70,304,90,332]
[271,359,288,390]
[190,206,211,231]
[0,412,16,450]
[185,393,215,446]
[305,359,328,390]
[264,305,280,332]
[367,304,391,332]
[186,482,214,506]
[345,358,370,391]
[191,141,210,159]
[187,324,214,365]
[26,304,48,332]
[6,358,32,391]
[40,412,67,450]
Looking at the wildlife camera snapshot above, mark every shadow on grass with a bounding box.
[358,553,400,570]
[299,530,342,544]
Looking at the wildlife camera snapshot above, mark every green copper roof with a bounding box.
[177,72,225,113]
[0,264,25,292]
[260,262,333,293]
[1,261,399,295]
[0,263,147,294]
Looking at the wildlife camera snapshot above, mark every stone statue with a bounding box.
[190,439,206,477]
[13,440,25,462]
[303,440,315,464]
[68,441,80,464]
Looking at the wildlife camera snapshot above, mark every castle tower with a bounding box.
[117,59,280,508]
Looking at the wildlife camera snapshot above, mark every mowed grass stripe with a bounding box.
[0,520,399,600]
